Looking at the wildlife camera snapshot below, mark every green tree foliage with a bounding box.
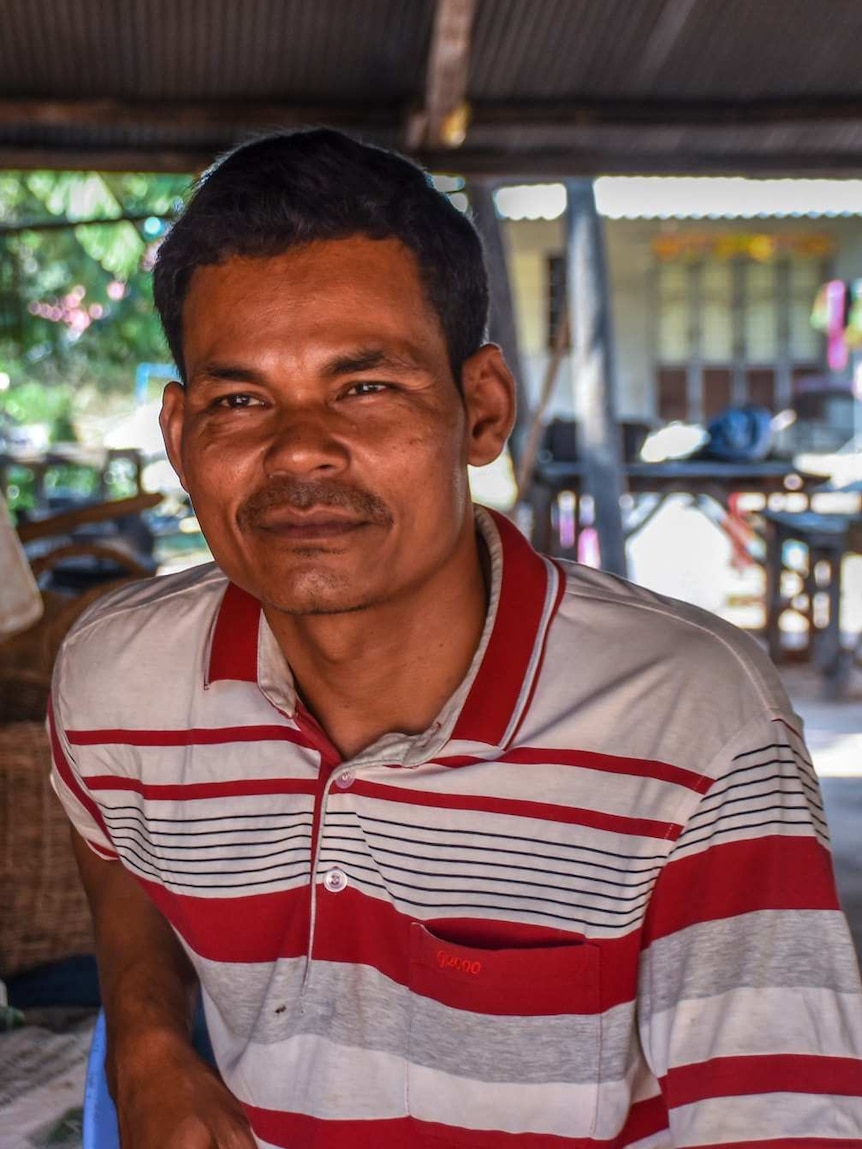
[0,170,190,426]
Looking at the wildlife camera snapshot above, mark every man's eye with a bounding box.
[215,393,265,409]
[346,381,389,397]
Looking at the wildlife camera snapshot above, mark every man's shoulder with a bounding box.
[57,561,228,680]
[551,559,791,731]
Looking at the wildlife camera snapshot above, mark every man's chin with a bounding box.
[255,573,384,618]
[265,591,378,617]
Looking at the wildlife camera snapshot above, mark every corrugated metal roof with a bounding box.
[469,0,862,101]
[470,0,669,100]
[1,0,862,173]
[0,0,434,101]
[648,0,862,100]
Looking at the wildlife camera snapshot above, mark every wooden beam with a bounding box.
[0,147,212,173]
[565,181,628,578]
[416,147,862,178]
[2,94,862,134]
[3,141,862,179]
[2,94,862,175]
[406,0,477,150]
[467,96,862,128]
[0,98,398,131]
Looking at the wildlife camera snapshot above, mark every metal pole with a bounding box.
[468,180,530,470]
[564,179,628,577]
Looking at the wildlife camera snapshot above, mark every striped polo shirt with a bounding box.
[50,507,862,1147]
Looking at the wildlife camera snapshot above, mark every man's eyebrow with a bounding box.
[189,350,426,385]
[191,362,264,385]
[324,348,424,376]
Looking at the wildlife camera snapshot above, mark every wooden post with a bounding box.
[564,180,628,578]
[688,260,704,423]
[731,256,747,405]
[406,0,477,151]
[468,180,529,470]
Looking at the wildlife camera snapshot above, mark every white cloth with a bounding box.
[0,496,41,640]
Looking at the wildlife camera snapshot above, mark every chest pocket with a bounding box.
[406,923,602,1145]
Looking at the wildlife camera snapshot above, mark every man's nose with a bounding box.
[262,407,349,478]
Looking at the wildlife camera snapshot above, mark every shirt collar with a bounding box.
[449,507,564,750]
[205,506,564,751]
[205,579,260,686]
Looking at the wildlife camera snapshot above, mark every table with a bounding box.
[530,459,815,557]
[0,444,144,505]
[762,509,862,696]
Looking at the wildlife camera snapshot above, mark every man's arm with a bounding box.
[637,713,862,1144]
[72,831,257,1149]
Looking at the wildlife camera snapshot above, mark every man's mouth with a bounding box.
[236,480,394,539]
[253,511,368,540]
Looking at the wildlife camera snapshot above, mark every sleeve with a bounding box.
[637,710,862,1145]
[48,647,118,860]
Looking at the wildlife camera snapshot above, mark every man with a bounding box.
[51,130,861,1148]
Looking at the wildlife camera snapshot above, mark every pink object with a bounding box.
[825,280,848,372]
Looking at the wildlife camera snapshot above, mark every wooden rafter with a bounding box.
[3,94,862,133]
[0,98,394,130]
[2,96,862,174]
[4,141,862,178]
[406,0,477,150]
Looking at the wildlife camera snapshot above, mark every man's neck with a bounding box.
[262,533,490,761]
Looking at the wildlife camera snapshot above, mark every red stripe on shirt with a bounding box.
[452,510,551,748]
[137,876,311,963]
[243,1101,670,1148]
[612,1093,669,1146]
[409,918,601,1016]
[689,1142,860,1149]
[66,724,307,747]
[313,889,644,1012]
[504,559,568,749]
[48,699,113,844]
[665,1053,862,1108]
[207,581,260,683]
[133,875,645,1013]
[84,775,319,802]
[83,838,119,860]
[643,834,840,944]
[436,745,709,793]
[349,777,681,840]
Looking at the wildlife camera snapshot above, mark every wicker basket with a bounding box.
[0,579,134,683]
[0,558,149,978]
[0,672,94,977]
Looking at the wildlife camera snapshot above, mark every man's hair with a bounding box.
[152,128,489,384]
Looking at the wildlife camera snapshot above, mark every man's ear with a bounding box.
[159,381,189,492]
[459,344,517,467]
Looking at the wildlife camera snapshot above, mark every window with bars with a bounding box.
[654,253,826,423]
[546,254,571,350]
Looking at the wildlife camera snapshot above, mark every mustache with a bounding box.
[236,478,393,529]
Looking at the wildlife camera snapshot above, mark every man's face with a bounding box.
[160,236,513,616]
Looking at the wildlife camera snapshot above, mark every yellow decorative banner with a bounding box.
[652,232,834,262]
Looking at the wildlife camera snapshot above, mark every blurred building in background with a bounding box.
[497,177,862,440]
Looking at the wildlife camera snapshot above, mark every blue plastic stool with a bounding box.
[83,1005,215,1148]
[83,1012,119,1149]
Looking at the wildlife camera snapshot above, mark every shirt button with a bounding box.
[323,868,348,893]
[335,769,355,789]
